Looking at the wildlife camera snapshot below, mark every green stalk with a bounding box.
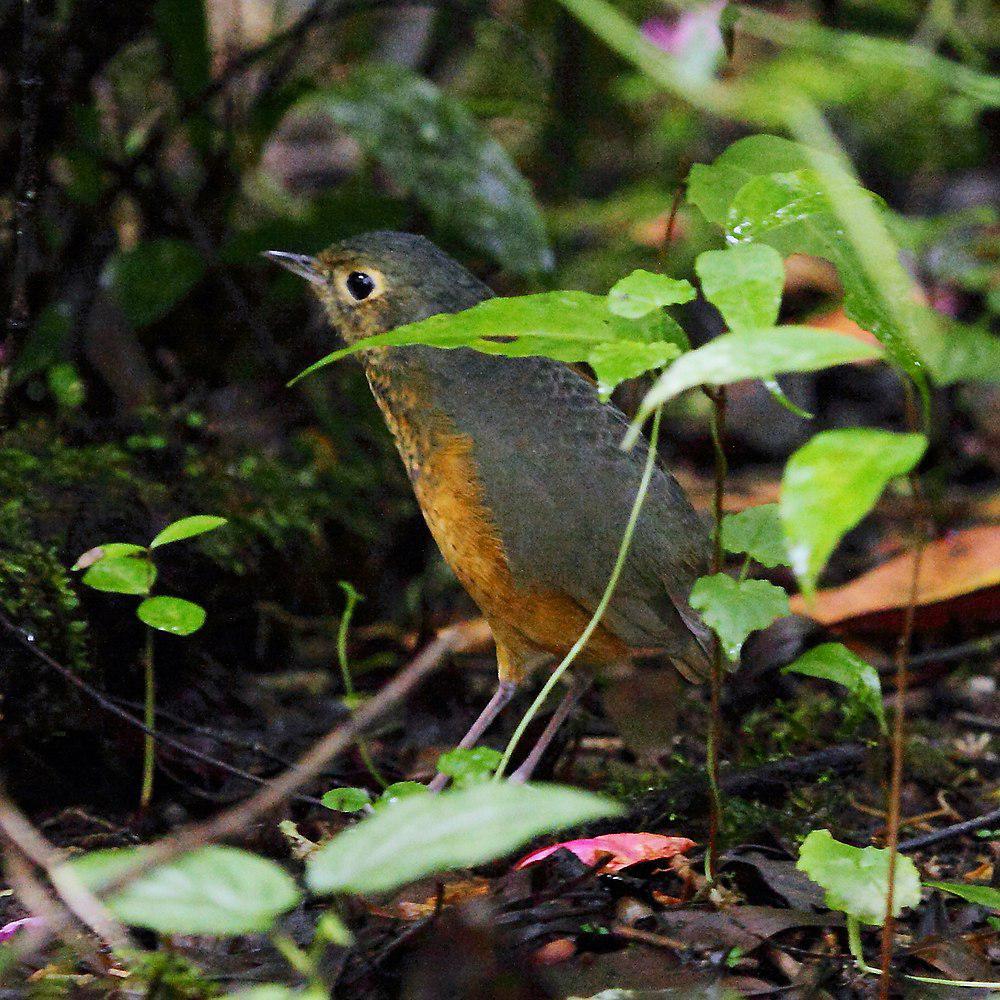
[139,628,155,810]
[337,585,388,789]
[494,406,664,781]
[704,387,727,881]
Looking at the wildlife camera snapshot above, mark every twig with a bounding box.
[705,385,727,881]
[898,804,1000,852]
[908,632,1000,669]
[879,386,929,998]
[90,628,456,897]
[0,789,133,953]
[0,611,325,807]
[609,922,687,952]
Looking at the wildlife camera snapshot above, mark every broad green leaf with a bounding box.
[72,543,146,571]
[306,782,622,895]
[299,64,551,276]
[82,556,156,596]
[687,134,831,228]
[925,881,1000,911]
[103,240,206,328]
[607,270,695,319]
[136,596,206,636]
[689,574,789,662]
[797,829,921,926]
[322,787,373,813]
[70,846,300,934]
[150,515,228,548]
[695,244,784,332]
[721,503,789,568]
[436,747,502,787]
[783,643,886,733]
[629,326,881,436]
[292,291,676,395]
[781,430,927,596]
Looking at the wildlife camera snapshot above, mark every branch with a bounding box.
[0,611,325,807]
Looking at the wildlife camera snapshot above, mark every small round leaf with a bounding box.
[137,596,206,635]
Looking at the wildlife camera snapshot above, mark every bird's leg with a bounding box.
[427,679,517,792]
[508,673,590,785]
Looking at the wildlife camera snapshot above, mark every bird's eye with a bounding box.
[346,271,376,301]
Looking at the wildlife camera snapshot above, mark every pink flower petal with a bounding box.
[516,832,695,873]
[0,917,45,943]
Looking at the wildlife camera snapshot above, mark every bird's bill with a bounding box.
[262,250,325,285]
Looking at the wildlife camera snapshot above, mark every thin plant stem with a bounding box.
[140,629,155,810]
[493,406,664,781]
[878,384,929,998]
[337,585,388,789]
[705,386,727,881]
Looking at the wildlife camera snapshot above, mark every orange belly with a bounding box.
[367,366,628,680]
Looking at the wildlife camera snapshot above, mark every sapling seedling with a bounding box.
[72,514,227,809]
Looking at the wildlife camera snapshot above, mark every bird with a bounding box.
[266,231,711,786]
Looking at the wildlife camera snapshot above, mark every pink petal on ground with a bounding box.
[0,917,45,943]
[516,832,695,873]
[642,3,724,58]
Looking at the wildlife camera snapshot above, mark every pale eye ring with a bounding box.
[346,271,376,301]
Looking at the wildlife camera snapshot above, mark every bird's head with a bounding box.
[265,231,490,346]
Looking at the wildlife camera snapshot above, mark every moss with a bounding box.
[0,500,90,671]
[904,734,957,786]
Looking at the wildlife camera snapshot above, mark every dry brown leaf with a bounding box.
[791,525,1000,630]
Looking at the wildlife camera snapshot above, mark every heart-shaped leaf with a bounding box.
[689,574,789,662]
[721,503,789,568]
[797,829,921,926]
[695,244,784,332]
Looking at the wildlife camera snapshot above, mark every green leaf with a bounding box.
[82,556,156,596]
[588,341,682,400]
[721,503,789,568]
[607,270,695,319]
[797,829,921,926]
[70,846,301,934]
[103,240,206,328]
[726,167,925,382]
[688,137,931,386]
[46,363,85,408]
[689,574,789,662]
[299,63,551,276]
[629,326,881,436]
[373,781,430,810]
[923,320,1000,385]
[136,596,206,636]
[306,782,622,895]
[150,515,228,548]
[695,244,785,332]
[687,134,830,228]
[781,429,927,596]
[436,747,502,787]
[783,643,886,733]
[72,543,146,571]
[292,290,676,397]
[321,787,373,813]
[925,881,1000,911]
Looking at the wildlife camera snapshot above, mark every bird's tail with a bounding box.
[667,587,714,683]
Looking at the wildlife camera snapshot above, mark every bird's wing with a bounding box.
[428,350,711,665]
